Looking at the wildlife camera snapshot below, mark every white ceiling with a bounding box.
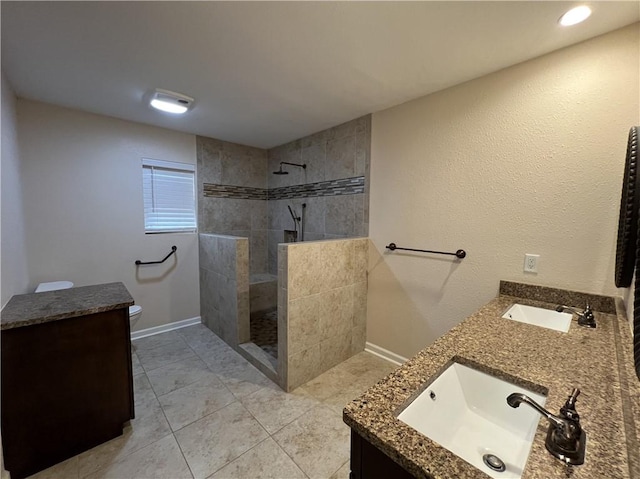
[2,2,638,149]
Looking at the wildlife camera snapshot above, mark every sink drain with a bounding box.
[482,454,506,472]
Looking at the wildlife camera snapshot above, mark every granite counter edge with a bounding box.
[1,300,134,330]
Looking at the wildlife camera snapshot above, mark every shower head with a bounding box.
[273,161,306,175]
[273,164,289,175]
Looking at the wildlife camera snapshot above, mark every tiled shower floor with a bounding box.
[250,309,278,359]
[25,324,397,479]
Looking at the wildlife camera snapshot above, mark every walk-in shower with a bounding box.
[197,114,372,390]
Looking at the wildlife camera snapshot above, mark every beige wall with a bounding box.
[1,75,30,307]
[368,25,640,359]
[17,100,200,330]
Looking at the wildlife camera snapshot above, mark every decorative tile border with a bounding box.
[269,176,364,200]
[203,184,267,200]
[203,176,365,200]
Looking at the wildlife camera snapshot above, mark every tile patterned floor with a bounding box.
[27,324,396,479]
[250,310,278,359]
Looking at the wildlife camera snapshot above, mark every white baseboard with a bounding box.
[365,342,408,366]
[131,316,202,341]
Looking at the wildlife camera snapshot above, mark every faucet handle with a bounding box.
[561,388,581,422]
[578,303,596,328]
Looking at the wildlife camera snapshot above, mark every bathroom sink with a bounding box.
[502,304,572,333]
[398,362,545,479]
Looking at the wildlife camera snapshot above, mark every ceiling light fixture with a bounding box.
[149,88,194,114]
[559,6,592,26]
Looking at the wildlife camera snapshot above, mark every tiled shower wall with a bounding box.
[266,115,371,274]
[199,234,249,347]
[197,117,371,389]
[197,115,371,276]
[278,238,368,391]
[197,138,268,275]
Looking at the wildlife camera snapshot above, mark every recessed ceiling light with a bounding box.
[559,6,592,26]
[149,89,194,114]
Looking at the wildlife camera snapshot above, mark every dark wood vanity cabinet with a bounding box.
[1,284,134,479]
[350,431,416,479]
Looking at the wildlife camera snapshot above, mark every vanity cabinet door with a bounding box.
[1,308,134,479]
[350,431,416,479]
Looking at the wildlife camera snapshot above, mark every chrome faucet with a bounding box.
[507,388,586,465]
[556,303,596,328]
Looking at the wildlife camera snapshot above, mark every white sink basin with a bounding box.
[398,362,546,479]
[502,303,572,333]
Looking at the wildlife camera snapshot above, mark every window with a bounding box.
[142,158,196,233]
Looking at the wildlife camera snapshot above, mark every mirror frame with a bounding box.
[615,127,639,288]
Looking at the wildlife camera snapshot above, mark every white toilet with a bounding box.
[35,281,142,326]
[129,305,142,327]
[34,281,74,292]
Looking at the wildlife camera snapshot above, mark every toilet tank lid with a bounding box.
[35,281,74,293]
[129,305,142,315]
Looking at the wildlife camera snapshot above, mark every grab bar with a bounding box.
[385,243,466,259]
[135,246,177,265]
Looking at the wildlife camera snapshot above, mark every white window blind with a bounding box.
[142,158,196,233]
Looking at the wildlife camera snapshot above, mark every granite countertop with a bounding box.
[344,281,640,478]
[1,282,134,330]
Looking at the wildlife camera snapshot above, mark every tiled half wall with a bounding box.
[199,234,250,348]
[278,238,368,391]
